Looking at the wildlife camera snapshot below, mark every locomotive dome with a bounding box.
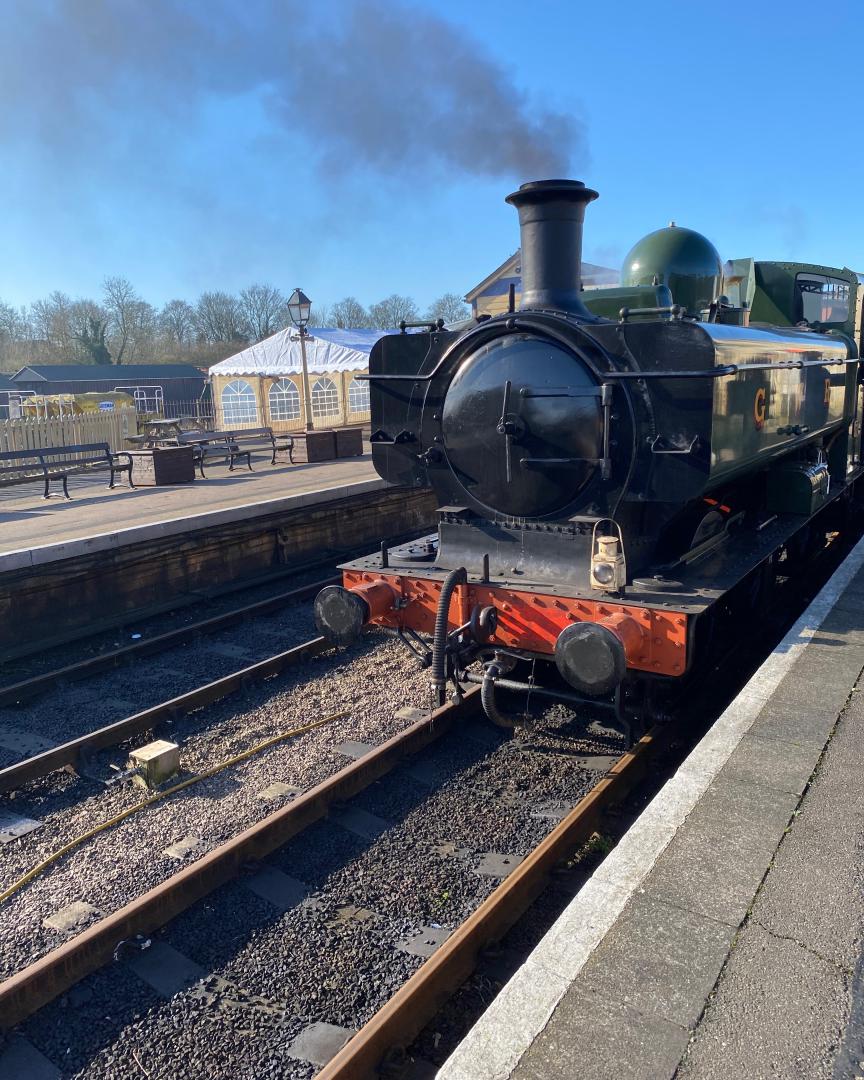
[622,224,722,315]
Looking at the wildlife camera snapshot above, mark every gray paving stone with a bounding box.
[749,790,864,970]
[126,940,205,998]
[335,740,376,760]
[396,925,451,958]
[720,730,818,796]
[643,776,798,927]
[0,1035,61,1080]
[286,1021,355,1066]
[677,921,847,1080]
[331,806,390,840]
[576,893,735,1029]
[818,606,864,647]
[511,984,689,1080]
[0,809,42,844]
[394,706,428,722]
[244,866,309,911]
[749,692,841,750]
[43,900,103,933]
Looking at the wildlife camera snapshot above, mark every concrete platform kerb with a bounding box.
[439,534,864,1080]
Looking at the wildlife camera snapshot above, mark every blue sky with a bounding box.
[1,0,863,313]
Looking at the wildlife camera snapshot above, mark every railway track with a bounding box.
[1,531,858,1077]
[0,678,645,1079]
[0,573,339,709]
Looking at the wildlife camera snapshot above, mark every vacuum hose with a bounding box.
[430,566,467,706]
[480,660,519,728]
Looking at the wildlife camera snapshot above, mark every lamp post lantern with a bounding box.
[287,288,314,431]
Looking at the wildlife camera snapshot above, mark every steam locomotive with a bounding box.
[315,179,864,734]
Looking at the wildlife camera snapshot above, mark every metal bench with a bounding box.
[181,428,294,477]
[0,443,134,499]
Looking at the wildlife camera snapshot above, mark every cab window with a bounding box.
[796,273,850,326]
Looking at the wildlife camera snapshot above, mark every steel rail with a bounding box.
[0,689,479,1030]
[318,722,663,1080]
[0,574,340,708]
[0,635,333,795]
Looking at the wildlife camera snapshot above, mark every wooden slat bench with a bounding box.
[180,428,294,478]
[0,443,134,499]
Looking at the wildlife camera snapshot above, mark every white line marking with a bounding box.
[438,534,864,1080]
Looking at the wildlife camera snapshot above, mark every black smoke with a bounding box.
[0,0,587,181]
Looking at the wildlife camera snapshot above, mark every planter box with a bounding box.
[128,446,195,486]
[290,430,337,463]
[332,427,364,458]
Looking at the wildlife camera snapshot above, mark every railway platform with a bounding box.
[440,538,864,1080]
[0,454,377,568]
[0,454,436,657]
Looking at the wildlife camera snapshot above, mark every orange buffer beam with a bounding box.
[343,570,688,677]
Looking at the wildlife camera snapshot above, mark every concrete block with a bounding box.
[126,940,205,998]
[245,866,309,911]
[396,925,451,958]
[331,806,390,840]
[286,1022,356,1066]
[130,739,180,789]
[0,1035,61,1080]
[162,834,202,860]
[335,740,376,760]
[256,781,301,801]
[475,852,525,878]
[0,810,42,844]
[43,901,102,933]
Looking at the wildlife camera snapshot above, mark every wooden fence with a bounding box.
[0,409,136,454]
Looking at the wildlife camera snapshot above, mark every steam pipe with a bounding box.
[505,179,599,316]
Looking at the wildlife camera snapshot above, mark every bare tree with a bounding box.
[103,276,144,364]
[309,302,333,328]
[69,300,111,364]
[369,294,418,329]
[196,291,248,343]
[427,292,470,324]
[30,291,74,356]
[240,283,285,341]
[331,296,370,329]
[159,299,197,347]
[0,301,33,369]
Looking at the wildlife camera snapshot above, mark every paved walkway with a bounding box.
[0,454,377,557]
[441,540,864,1080]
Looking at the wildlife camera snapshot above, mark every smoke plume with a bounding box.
[0,0,587,181]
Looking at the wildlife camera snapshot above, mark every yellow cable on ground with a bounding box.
[0,710,347,906]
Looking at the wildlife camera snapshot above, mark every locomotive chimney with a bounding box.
[505,179,599,315]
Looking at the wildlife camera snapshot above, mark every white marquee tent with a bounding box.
[209,326,394,377]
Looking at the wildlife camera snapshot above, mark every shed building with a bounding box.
[464,250,619,317]
[10,364,208,414]
[209,327,393,432]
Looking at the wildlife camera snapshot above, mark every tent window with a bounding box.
[221,379,258,426]
[269,379,301,421]
[312,377,339,418]
[348,377,370,413]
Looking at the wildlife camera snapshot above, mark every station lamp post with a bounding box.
[287,288,314,431]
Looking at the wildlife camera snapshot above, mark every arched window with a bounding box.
[348,377,370,413]
[311,377,339,418]
[268,378,301,421]
[221,379,258,426]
